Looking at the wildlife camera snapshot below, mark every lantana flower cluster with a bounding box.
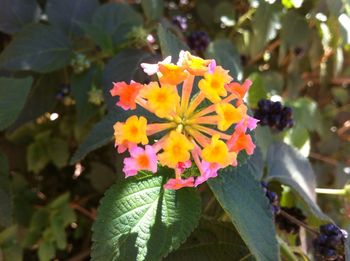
[110,51,258,190]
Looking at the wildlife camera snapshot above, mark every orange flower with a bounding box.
[110,81,143,110]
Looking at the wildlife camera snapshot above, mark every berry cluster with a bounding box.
[187,31,210,53]
[172,15,188,31]
[261,182,280,214]
[56,83,70,101]
[314,224,347,261]
[254,99,294,131]
[275,207,306,234]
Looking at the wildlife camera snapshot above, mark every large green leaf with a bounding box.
[281,10,310,48]
[165,219,252,261]
[266,142,329,221]
[70,114,115,164]
[141,0,164,21]
[91,173,201,261]
[46,0,99,37]
[208,161,280,261]
[157,24,189,58]
[250,1,279,56]
[0,24,73,73]
[71,66,96,124]
[205,39,242,81]
[0,0,39,34]
[92,3,143,45]
[0,152,12,227]
[0,77,33,130]
[10,73,59,129]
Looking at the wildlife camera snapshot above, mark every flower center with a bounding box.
[137,154,149,168]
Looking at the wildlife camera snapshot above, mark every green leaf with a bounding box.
[285,125,309,149]
[88,162,117,193]
[46,0,99,37]
[71,67,97,124]
[92,3,143,45]
[251,1,279,56]
[10,73,59,129]
[247,73,267,107]
[91,173,201,261]
[102,49,155,112]
[47,138,69,168]
[157,24,189,58]
[289,97,321,132]
[281,11,310,48]
[208,161,279,261]
[266,142,329,221]
[70,114,115,164]
[38,241,55,261]
[205,39,242,81]
[27,142,50,174]
[78,22,113,53]
[141,0,164,21]
[0,24,73,73]
[165,219,251,261]
[0,0,39,34]
[0,77,32,130]
[50,215,66,250]
[0,152,12,227]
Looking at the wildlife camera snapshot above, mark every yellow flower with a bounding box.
[142,82,180,118]
[119,115,148,145]
[216,103,247,131]
[180,51,211,75]
[158,131,194,168]
[198,66,233,103]
[202,135,236,167]
[158,63,188,85]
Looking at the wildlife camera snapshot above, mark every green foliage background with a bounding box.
[0,0,350,260]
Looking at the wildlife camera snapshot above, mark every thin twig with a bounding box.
[279,210,318,237]
[309,152,338,166]
[70,203,96,221]
[239,253,253,261]
[248,39,281,65]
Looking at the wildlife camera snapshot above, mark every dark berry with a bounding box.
[282,107,293,118]
[172,15,188,31]
[320,224,339,236]
[187,31,210,52]
[255,99,294,131]
[271,101,283,113]
[314,223,346,261]
[260,182,280,214]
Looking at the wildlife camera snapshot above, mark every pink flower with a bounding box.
[194,161,220,187]
[235,116,259,133]
[123,145,158,178]
[208,59,216,74]
[175,160,192,174]
[140,56,172,76]
[163,177,195,190]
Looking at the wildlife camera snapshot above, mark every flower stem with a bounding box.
[315,188,346,195]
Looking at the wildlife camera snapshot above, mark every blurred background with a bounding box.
[0,0,350,260]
